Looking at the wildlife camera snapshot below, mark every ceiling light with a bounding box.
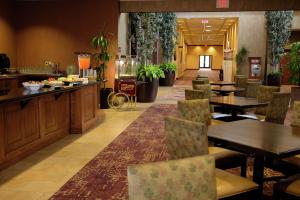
[206,25,212,28]
[205,30,212,32]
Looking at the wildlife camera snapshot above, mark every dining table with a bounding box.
[210,95,268,121]
[208,119,300,194]
[211,85,245,96]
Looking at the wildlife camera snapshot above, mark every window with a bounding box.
[199,55,212,68]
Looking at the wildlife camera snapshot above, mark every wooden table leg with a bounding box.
[253,154,265,195]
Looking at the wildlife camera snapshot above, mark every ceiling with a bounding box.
[177,17,237,46]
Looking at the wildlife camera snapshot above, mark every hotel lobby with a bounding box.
[0,0,300,200]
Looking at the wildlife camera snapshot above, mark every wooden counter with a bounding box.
[0,83,101,170]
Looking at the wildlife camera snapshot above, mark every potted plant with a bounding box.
[159,63,176,86]
[158,12,177,86]
[91,31,113,109]
[265,11,293,86]
[137,64,164,102]
[235,47,248,75]
[287,42,300,103]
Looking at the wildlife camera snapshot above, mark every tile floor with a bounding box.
[0,84,186,200]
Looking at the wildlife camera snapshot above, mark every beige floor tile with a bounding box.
[0,84,184,198]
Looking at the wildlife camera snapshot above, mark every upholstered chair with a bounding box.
[192,79,209,88]
[177,99,211,126]
[273,174,300,200]
[245,81,262,98]
[265,92,291,124]
[164,116,259,200]
[255,85,280,115]
[235,75,248,97]
[185,89,207,100]
[127,155,217,200]
[291,101,300,127]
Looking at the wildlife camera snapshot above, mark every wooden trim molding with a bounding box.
[120,0,300,12]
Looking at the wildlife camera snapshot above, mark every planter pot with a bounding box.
[159,70,175,86]
[291,86,300,105]
[100,88,113,109]
[137,78,159,102]
[267,74,281,86]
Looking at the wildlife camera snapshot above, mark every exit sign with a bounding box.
[216,0,229,8]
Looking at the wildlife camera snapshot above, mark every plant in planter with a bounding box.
[235,47,248,75]
[265,11,293,86]
[91,31,113,109]
[288,42,300,86]
[136,64,165,102]
[287,42,300,103]
[130,13,163,102]
[159,63,176,86]
[159,12,177,86]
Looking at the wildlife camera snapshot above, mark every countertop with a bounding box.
[0,82,99,104]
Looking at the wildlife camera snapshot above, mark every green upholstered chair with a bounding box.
[265,92,291,124]
[192,79,210,88]
[235,75,248,97]
[245,81,262,98]
[127,155,217,200]
[185,89,208,100]
[177,99,211,127]
[255,85,280,115]
[273,174,300,200]
[164,116,258,200]
[291,101,300,127]
[176,99,247,177]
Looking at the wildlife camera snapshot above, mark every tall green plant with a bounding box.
[265,11,293,72]
[130,13,162,66]
[91,32,111,87]
[288,42,300,85]
[159,13,177,63]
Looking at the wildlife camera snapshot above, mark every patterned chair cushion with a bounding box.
[177,99,211,126]
[245,81,262,98]
[256,85,280,115]
[185,89,207,100]
[265,92,291,124]
[291,101,300,127]
[127,155,217,200]
[165,116,209,159]
[235,75,248,97]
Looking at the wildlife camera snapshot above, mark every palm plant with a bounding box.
[288,42,300,86]
[91,32,111,88]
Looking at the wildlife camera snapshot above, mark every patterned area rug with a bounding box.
[51,104,288,200]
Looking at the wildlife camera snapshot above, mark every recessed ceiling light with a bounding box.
[206,25,212,28]
[205,30,212,32]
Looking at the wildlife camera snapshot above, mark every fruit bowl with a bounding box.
[22,82,44,91]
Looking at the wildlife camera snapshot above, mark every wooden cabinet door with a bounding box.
[39,95,58,136]
[82,86,96,122]
[4,100,39,153]
[39,93,70,137]
[22,100,40,145]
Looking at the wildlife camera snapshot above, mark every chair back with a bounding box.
[165,116,209,159]
[127,155,217,200]
[193,84,211,96]
[235,75,248,97]
[177,99,211,126]
[185,89,207,100]
[265,92,291,124]
[245,81,262,98]
[192,79,209,89]
[256,85,280,115]
[291,101,300,127]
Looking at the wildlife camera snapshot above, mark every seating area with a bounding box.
[1,1,300,200]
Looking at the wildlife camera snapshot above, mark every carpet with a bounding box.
[51,104,285,200]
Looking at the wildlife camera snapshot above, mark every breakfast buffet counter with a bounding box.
[0,82,101,170]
